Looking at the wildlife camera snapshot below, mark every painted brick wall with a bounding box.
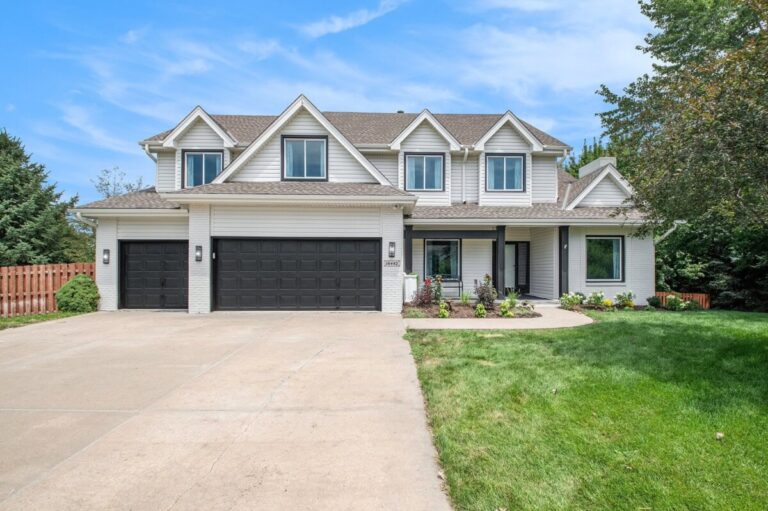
[187,204,212,314]
[95,218,118,311]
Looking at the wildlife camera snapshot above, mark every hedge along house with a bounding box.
[72,95,654,313]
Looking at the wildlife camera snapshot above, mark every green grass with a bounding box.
[0,312,80,330]
[407,310,768,510]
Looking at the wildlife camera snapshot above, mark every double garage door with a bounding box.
[214,238,381,311]
[119,239,381,311]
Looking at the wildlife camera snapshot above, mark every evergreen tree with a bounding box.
[0,130,77,265]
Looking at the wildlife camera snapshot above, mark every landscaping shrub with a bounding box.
[438,301,450,318]
[505,291,519,309]
[474,303,487,318]
[614,291,636,309]
[586,291,605,307]
[414,277,434,306]
[560,292,585,310]
[685,298,703,311]
[499,299,514,318]
[55,275,99,313]
[666,294,685,311]
[474,274,497,309]
[646,295,662,308]
[433,275,444,303]
[602,298,615,309]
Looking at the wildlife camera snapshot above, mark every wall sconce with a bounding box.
[388,241,396,258]
[195,245,203,262]
[102,249,110,265]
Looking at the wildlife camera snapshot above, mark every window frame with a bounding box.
[281,135,329,182]
[585,235,625,283]
[182,149,224,188]
[423,239,462,281]
[404,152,445,192]
[485,153,526,192]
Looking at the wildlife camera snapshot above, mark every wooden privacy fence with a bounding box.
[655,291,711,309]
[0,263,96,317]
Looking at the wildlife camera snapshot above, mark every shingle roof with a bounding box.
[564,167,602,205]
[78,188,180,209]
[165,182,415,197]
[144,111,569,148]
[408,203,644,221]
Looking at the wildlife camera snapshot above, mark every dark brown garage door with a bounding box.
[214,238,381,311]
[120,241,188,309]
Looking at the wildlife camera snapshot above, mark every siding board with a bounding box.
[365,152,398,185]
[578,176,629,206]
[398,121,451,206]
[532,155,558,203]
[479,124,533,207]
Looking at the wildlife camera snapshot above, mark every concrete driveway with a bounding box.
[0,312,449,510]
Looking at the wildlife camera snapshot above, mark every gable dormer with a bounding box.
[566,158,633,209]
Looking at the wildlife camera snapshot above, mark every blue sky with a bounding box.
[0,0,653,203]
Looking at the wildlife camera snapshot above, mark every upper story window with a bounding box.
[406,153,444,191]
[283,136,327,180]
[185,151,223,187]
[586,236,624,282]
[486,154,525,192]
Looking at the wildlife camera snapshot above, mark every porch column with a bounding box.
[404,225,413,273]
[495,225,505,297]
[559,225,569,296]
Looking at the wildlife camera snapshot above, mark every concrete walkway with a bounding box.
[404,306,593,330]
[0,311,450,510]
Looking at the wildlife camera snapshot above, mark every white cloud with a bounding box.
[57,103,137,154]
[238,39,282,60]
[299,0,408,38]
[120,27,147,44]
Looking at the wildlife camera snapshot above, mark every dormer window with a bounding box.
[405,153,444,191]
[283,136,327,180]
[486,154,525,192]
[184,151,223,187]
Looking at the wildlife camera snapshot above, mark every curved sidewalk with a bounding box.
[403,307,593,330]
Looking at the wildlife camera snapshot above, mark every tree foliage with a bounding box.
[561,138,616,177]
[92,166,144,198]
[0,130,79,265]
[599,0,768,310]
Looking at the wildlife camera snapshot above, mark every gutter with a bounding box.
[74,211,98,227]
[158,193,418,205]
[143,143,157,163]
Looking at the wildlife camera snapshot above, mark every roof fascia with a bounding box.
[475,111,544,151]
[389,110,461,151]
[214,95,389,185]
[161,106,236,148]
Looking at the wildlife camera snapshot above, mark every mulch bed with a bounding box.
[404,301,541,319]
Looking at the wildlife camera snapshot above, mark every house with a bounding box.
[73,95,654,313]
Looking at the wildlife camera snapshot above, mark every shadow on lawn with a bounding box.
[542,312,768,412]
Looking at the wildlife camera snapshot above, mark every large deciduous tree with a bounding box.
[0,130,78,265]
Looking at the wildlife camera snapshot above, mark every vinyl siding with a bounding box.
[156,152,176,192]
[569,226,655,305]
[479,124,533,207]
[365,152,398,185]
[116,218,189,239]
[398,121,451,206]
[461,239,492,295]
[451,153,479,204]
[529,227,557,298]
[95,218,118,311]
[505,227,531,241]
[531,155,558,203]
[578,176,629,206]
[231,109,376,183]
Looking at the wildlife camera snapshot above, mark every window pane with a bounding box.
[203,153,222,184]
[505,157,523,190]
[285,140,305,177]
[407,156,425,190]
[305,140,325,177]
[587,238,621,280]
[425,156,442,190]
[426,240,459,280]
[186,153,203,187]
[487,157,504,190]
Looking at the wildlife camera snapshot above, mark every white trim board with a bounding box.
[161,106,237,148]
[566,164,634,210]
[474,111,543,152]
[389,110,461,151]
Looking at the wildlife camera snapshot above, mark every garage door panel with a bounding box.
[121,241,188,309]
[214,239,380,311]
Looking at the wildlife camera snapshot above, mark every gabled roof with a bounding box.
[213,95,389,185]
[389,110,461,151]
[474,111,544,151]
[142,111,569,148]
[565,164,633,210]
[160,106,237,148]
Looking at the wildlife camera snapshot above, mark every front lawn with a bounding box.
[0,312,80,330]
[407,311,768,510]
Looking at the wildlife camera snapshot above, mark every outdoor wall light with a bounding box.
[102,249,110,265]
[195,245,203,262]
[388,241,396,258]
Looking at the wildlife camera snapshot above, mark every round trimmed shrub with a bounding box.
[56,275,100,313]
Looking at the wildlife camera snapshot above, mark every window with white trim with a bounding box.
[486,154,524,191]
[185,151,223,187]
[406,154,444,191]
[586,236,623,281]
[283,137,327,180]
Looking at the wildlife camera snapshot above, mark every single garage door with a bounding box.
[214,238,381,311]
[120,241,189,309]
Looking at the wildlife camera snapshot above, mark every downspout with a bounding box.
[75,212,98,228]
[461,146,469,204]
[143,143,157,163]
